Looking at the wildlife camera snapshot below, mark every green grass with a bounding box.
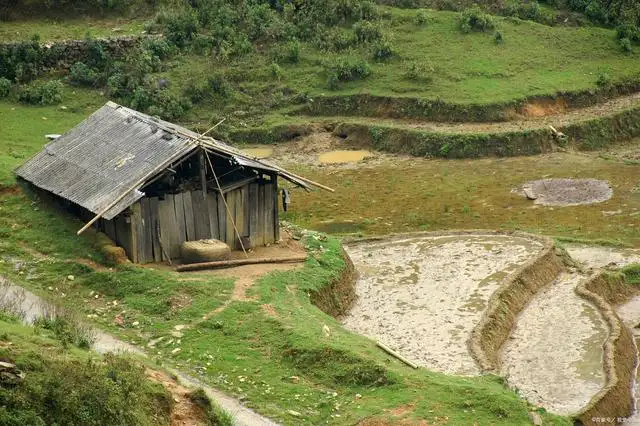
[171,8,640,129]
[0,16,148,42]
[0,316,173,425]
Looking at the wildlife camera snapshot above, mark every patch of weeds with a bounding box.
[459,7,495,33]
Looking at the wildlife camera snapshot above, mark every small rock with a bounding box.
[174,324,186,331]
[290,376,299,383]
[322,324,331,337]
[47,286,53,291]
[113,314,125,327]
[171,331,183,338]
[287,410,302,417]
[67,275,75,281]
[171,347,182,355]
[132,321,139,327]
[355,393,362,399]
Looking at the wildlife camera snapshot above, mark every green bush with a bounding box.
[616,24,640,42]
[18,80,63,105]
[459,7,495,33]
[270,62,282,80]
[33,309,94,349]
[494,31,504,44]
[416,9,429,25]
[325,58,372,89]
[0,77,11,98]
[371,39,395,61]
[402,60,434,81]
[275,39,301,63]
[0,353,172,426]
[68,62,100,87]
[620,37,633,53]
[353,21,384,43]
[208,74,231,97]
[159,8,199,48]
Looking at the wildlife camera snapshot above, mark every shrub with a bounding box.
[596,72,611,87]
[620,37,633,53]
[33,307,94,349]
[494,31,504,44]
[208,74,231,97]
[161,8,199,48]
[142,38,176,60]
[68,62,100,87]
[402,61,434,81]
[415,9,429,26]
[270,62,282,80]
[275,39,301,63]
[459,7,495,33]
[18,80,63,105]
[0,77,11,98]
[353,21,384,44]
[371,39,395,61]
[616,24,640,42]
[325,58,372,89]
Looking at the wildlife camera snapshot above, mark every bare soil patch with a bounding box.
[146,369,207,426]
[565,244,640,269]
[342,233,543,376]
[501,272,607,415]
[515,178,613,206]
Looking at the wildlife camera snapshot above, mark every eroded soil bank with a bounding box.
[501,272,608,415]
[341,233,543,376]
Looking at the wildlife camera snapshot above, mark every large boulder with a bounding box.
[180,239,231,264]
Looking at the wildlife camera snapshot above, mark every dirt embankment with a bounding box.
[469,235,563,372]
[574,273,637,426]
[309,247,357,318]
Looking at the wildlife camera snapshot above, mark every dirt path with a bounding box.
[342,233,543,376]
[500,272,607,415]
[0,276,279,426]
[302,91,640,135]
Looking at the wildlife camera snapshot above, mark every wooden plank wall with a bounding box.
[128,180,278,263]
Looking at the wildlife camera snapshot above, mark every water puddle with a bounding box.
[318,150,371,164]
[501,272,607,415]
[241,147,273,158]
[342,234,543,376]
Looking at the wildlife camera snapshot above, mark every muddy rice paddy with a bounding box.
[501,272,607,415]
[342,233,543,376]
[516,178,613,206]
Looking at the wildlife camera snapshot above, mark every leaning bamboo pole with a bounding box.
[176,255,307,272]
[204,149,248,257]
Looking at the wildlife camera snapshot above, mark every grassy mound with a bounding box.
[0,316,172,426]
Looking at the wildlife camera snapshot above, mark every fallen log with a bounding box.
[176,255,308,272]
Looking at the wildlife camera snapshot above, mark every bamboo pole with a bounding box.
[199,141,334,193]
[204,149,248,258]
[76,122,223,235]
[176,255,307,272]
[376,342,419,369]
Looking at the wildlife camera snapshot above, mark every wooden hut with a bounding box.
[16,101,329,263]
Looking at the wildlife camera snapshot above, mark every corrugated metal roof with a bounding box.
[15,101,312,220]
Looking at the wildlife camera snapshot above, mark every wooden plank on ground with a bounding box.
[263,182,274,244]
[182,192,196,241]
[192,190,210,240]
[149,197,161,262]
[249,183,260,247]
[173,193,187,247]
[140,198,154,263]
[217,192,226,243]
[207,193,219,240]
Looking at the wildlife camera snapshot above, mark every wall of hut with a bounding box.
[100,176,279,263]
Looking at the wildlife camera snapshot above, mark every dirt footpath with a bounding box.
[341,234,543,376]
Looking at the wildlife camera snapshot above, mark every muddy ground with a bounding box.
[501,272,607,415]
[341,233,543,376]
